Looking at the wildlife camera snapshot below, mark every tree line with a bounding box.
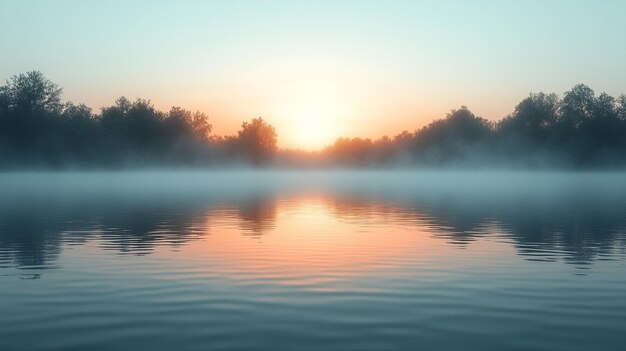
[1,71,625,169]
[0,71,276,168]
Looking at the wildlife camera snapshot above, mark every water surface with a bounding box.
[1,171,625,350]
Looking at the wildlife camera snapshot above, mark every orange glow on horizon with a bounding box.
[279,97,350,151]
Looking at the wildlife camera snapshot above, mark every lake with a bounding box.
[1,171,625,351]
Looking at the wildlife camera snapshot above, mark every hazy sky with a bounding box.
[1,0,625,149]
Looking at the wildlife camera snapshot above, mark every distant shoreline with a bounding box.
[2,72,626,170]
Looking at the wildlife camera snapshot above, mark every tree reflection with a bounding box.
[1,183,626,278]
[325,194,626,262]
[236,195,277,237]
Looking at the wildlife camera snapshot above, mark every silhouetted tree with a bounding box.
[617,95,626,121]
[59,102,99,163]
[0,71,64,156]
[411,106,494,165]
[560,84,596,129]
[585,92,623,155]
[164,107,212,143]
[554,85,626,166]
[496,92,560,165]
[236,117,277,165]
[1,70,626,169]
[0,71,62,114]
[191,111,212,140]
[499,92,559,142]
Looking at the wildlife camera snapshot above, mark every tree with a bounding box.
[0,71,63,114]
[559,84,596,129]
[416,106,493,147]
[410,106,494,164]
[0,71,64,150]
[498,92,559,142]
[100,97,131,127]
[165,107,212,141]
[584,92,623,154]
[617,95,626,121]
[62,102,93,121]
[236,117,277,165]
[191,111,212,140]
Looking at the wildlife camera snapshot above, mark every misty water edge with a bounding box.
[1,171,626,351]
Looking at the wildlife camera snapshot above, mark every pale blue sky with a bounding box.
[1,0,625,148]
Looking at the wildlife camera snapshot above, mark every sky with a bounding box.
[1,0,625,150]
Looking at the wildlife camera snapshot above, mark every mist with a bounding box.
[4,2,626,350]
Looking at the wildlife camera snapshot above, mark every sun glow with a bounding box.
[280,95,350,151]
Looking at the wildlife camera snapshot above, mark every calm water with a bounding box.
[1,171,626,351]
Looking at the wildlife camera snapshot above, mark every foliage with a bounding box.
[236,117,277,165]
[1,71,626,169]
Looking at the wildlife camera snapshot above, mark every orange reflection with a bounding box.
[168,194,512,288]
